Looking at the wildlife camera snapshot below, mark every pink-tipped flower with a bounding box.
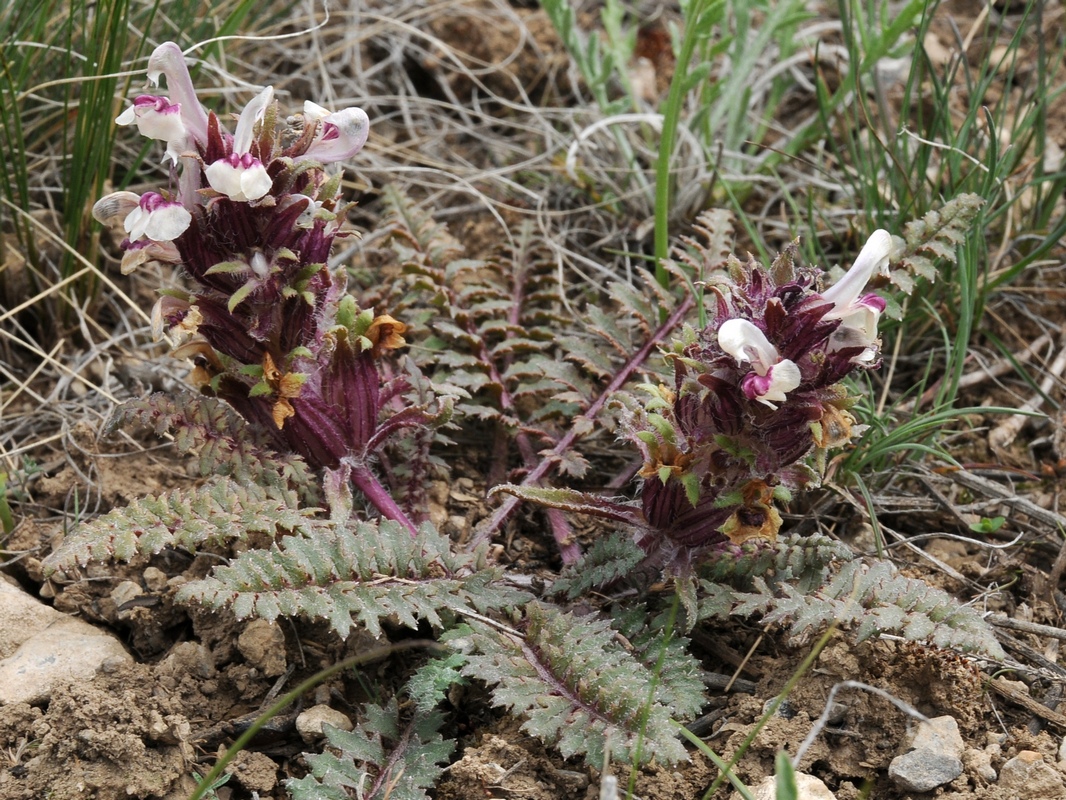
[717,319,802,409]
[204,86,273,201]
[116,95,187,164]
[205,152,273,201]
[821,229,893,363]
[144,43,209,147]
[124,192,192,242]
[92,190,191,243]
[300,101,370,164]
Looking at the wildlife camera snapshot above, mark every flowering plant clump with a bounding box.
[94,42,421,531]
[499,230,892,573]
[630,232,892,569]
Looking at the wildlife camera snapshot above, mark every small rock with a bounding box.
[110,580,143,607]
[237,620,286,677]
[143,567,169,593]
[999,750,1065,798]
[748,773,837,800]
[964,747,997,784]
[226,750,277,793]
[909,715,964,757]
[0,617,131,704]
[888,716,965,792]
[296,705,354,743]
[160,642,216,679]
[110,580,144,619]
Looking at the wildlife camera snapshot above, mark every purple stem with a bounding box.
[470,295,696,551]
[464,268,581,563]
[349,463,419,536]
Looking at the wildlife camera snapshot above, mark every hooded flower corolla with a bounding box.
[301,101,371,164]
[92,191,191,243]
[820,229,892,363]
[204,86,274,202]
[717,319,801,408]
[144,42,209,146]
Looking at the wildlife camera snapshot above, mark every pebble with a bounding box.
[237,620,287,677]
[296,704,354,743]
[998,750,1066,798]
[888,715,964,792]
[110,580,144,619]
[747,773,837,800]
[160,642,216,679]
[964,747,997,784]
[143,567,168,593]
[226,750,278,793]
[0,617,131,704]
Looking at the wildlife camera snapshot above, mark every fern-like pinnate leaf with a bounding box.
[109,392,318,506]
[610,606,707,720]
[287,700,454,800]
[42,477,313,577]
[179,521,531,638]
[704,558,1004,658]
[462,602,688,766]
[552,531,646,599]
[407,651,468,715]
[887,193,985,296]
[697,532,852,593]
[383,189,584,434]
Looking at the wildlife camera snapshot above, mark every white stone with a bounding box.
[0,577,66,658]
[0,617,131,705]
[964,747,997,783]
[748,773,836,800]
[296,705,354,743]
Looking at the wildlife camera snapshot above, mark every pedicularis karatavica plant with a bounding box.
[639,232,893,564]
[45,42,1003,797]
[93,42,424,531]
[502,231,894,573]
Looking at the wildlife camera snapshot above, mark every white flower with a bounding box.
[821,229,893,363]
[718,319,802,409]
[116,95,188,163]
[205,153,273,201]
[300,101,370,164]
[144,42,209,146]
[92,190,191,243]
[115,43,212,169]
[124,192,192,241]
[204,86,273,201]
